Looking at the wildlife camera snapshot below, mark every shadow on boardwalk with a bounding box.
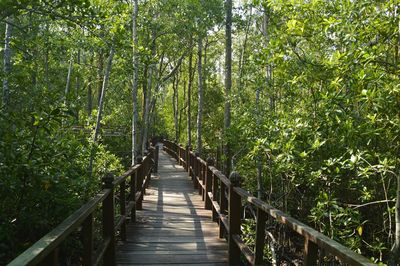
[116,148,228,265]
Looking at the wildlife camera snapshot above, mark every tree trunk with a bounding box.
[179,67,186,141]
[64,52,73,106]
[196,36,203,156]
[187,45,194,148]
[75,49,81,121]
[131,0,140,165]
[262,7,274,112]
[389,7,400,265]
[389,173,400,265]
[97,52,104,106]
[88,46,115,176]
[224,0,233,176]
[173,72,179,143]
[142,31,157,155]
[237,6,252,91]
[87,52,94,117]
[256,89,263,199]
[2,17,13,109]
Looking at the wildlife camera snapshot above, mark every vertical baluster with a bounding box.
[42,248,59,265]
[204,157,214,210]
[130,171,136,222]
[193,153,198,189]
[228,172,242,265]
[197,159,202,195]
[154,145,159,173]
[102,173,116,266]
[219,180,227,238]
[82,213,93,266]
[304,238,318,265]
[212,172,218,221]
[254,208,266,265]
[145,155,150,188]
[201,162,206,200]
[136,157,143,210]
[120,180,126,241]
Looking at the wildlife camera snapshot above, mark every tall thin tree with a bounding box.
[131,0,140,165]
[224,0,232,176]
[187,43,194,148]
[88,45,115,176]
[197,35,203,156]
[2,17,13,109]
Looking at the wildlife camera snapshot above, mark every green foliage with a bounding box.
[1,0,399,264]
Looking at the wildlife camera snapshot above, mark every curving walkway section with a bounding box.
[116,147,228,265]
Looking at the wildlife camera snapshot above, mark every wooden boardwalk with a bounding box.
[116,147,228,265]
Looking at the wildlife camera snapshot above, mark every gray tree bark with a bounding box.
[141,31,157,155]
[224,0,232,176]
[262,8,274,112]
[196,36,203,156]
[88,46,115,176]
[187,45,194,148]
[173,73,179,143]
[389,6,400,265]
[131,0,140,165]
[64,53,73,106]
[2,17,13,109]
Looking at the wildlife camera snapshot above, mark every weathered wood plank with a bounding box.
[116,149,228,265]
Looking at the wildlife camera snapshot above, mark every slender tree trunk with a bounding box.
[224,0,233,176]
[142,31,157,155]
[262,8,274,112]
[187,45,194,148]
[44,23,49,90]
[75,50,81,121]
[173,72,180,143]
[88,46,115,176]
[196,36,203,156]
[131,0,140,165]
[2,17,13,109]
[389,173,400,266]
[179,69,186,141]
[256,89,263,199]
[389,7,400,265]
[64,53,73,106]
[87,52,94,117]
[94,47,114,142]
[238,6,252,91]
[97,52,104,106]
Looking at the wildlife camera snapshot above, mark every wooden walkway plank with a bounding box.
[116,147,228,265]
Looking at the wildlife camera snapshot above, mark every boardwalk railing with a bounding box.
[8,146,159,266]
[163,140,375,266]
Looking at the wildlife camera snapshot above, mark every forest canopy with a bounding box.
[0,0,399,264]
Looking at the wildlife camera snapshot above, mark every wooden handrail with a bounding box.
[8,146,159,266]
[162,140,375,266]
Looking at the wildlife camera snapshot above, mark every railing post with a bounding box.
[193,152,199,189]
[120,179,126,241]
[136,156,143,210]
[185,145,189,171]
[202,163,206,200]
[154,145,159,173]
[228,172,242,265]
[205,157,214,210]
[254,208,266,265]
[304,238,318,265]
[130,171,136,222]
[197,158,202,195]
[42,248,59,265]
[82,213,93,266]
[102,173,116,266]
[212,172,218,222]
[219,180,227,238]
